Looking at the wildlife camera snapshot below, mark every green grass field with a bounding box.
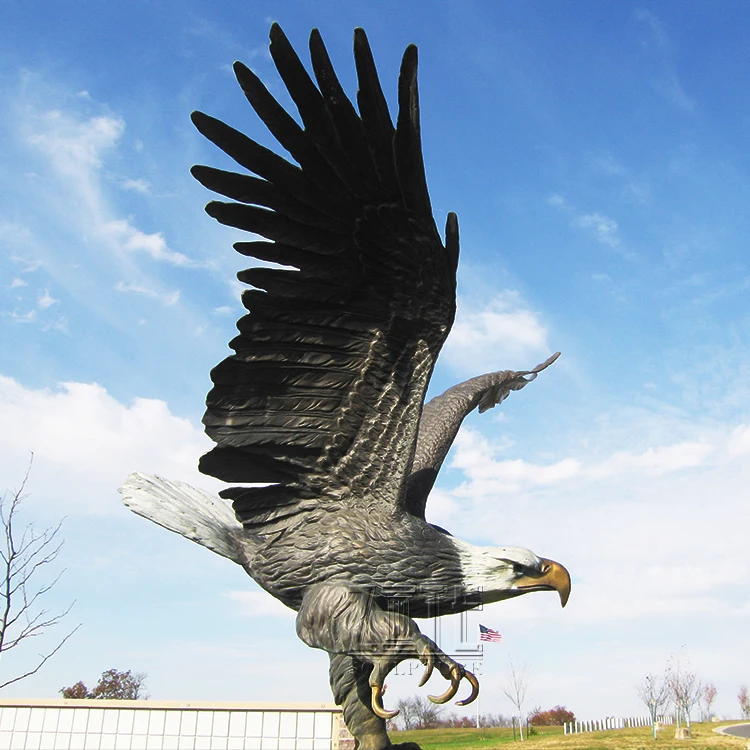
[390,722,747,749]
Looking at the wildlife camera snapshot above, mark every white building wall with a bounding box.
[0,700,344,750]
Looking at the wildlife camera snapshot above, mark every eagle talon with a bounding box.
[428,666,462,704]
[371,684,399,720]
[418,649,434,687]
[455,669,480,706]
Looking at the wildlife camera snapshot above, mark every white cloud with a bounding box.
[449,426,719,497]
[429,413,750,639]
[115,281,180,306]
[635,9,696,112]
[20,102,201,271]
[120,178,151,194]
[10,278,27,289]
[442,292,550,375]
[103,219,196,267]
[3,308,36,323]
[589,440,713,478]
[725,424,750,457]
[548,195,635,258]
[224,590,296,620]
[0,375,217,515]
[37,289,57,309]
[28,110,124,174]
[573,212,621,247]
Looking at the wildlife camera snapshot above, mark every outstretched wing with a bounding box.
[404,353,560,520]
[192,25,458,533]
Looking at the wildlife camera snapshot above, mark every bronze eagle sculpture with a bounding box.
[121,24,570,750]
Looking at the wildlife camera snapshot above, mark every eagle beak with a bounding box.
[517,558,571,607]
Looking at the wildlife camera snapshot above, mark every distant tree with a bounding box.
[0,459,79,689]
[701,683,717,721]
[636,672,671,739]
[395,695,441,730]
[395,696,418,730]
[501,660,530,741]
[436,713,475,729]
[483,713,512,728]
[739,686,750,720]
[421,712,511,730]
[528,706,575,725]
[666,653,702,729]
[61,669,148,700]
[61,681,89,699]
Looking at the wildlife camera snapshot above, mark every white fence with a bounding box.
[0,699,349,750]
[564,714,674,734]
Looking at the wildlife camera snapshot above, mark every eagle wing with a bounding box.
[193,25,458,533]
[403,354,561,520]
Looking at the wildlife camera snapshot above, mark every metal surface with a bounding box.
[124,23,570,750]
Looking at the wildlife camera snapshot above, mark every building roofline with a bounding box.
[0,699,341,712]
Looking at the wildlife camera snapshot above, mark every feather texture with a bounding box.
[193,24,457,532]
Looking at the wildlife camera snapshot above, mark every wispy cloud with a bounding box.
[37,289,57,309]
[549,194,635,259]
[103,220,197,267]
[223,590,296,620]
[120,177,151,194]
[588,153,652,204]
[635,9,696,112]
[2,308,37,324]
[573,212,620,247]
[449,424,719,498]
[115,281,181,306]
[24,106,201,269]
[429,409,750,635]
[443,292,550,375]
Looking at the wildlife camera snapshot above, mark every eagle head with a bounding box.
[453,538,571,607]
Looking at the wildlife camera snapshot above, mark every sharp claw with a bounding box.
[370,684,399,720]
[428,666,461,704]
[418,649,434,687]
[455,669,480,706]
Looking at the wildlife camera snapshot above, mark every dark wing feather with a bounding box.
[193,24,457,533]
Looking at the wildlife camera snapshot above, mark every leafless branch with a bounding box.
[0,624,81,690]
[666,651,702,729]
[502,660,530,741]
[0,456,79,689]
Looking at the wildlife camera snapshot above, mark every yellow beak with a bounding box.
[517,558,571,607]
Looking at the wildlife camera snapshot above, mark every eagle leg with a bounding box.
[297,582,479,749]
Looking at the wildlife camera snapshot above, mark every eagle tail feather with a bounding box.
[119,472,253,565]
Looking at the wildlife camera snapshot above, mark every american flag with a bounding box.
[479,624,502,643]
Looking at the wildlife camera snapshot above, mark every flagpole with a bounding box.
[476,624,502,731]
[476,621,484,731]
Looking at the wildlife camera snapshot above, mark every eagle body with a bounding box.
[249,509,466,617]
[122,24,570,750]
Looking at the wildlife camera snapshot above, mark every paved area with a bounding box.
[719,723,750,738]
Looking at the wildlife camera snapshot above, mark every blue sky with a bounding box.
[1,0,749,722]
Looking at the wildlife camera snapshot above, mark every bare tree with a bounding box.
[701,683,717,722]
[0,459,79,689]
[502,660,530,741]
[738,686,750,720]
[395,695,441,730]
[667,653,702,729]
[395,696,418,731]
[636,672,671,739]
